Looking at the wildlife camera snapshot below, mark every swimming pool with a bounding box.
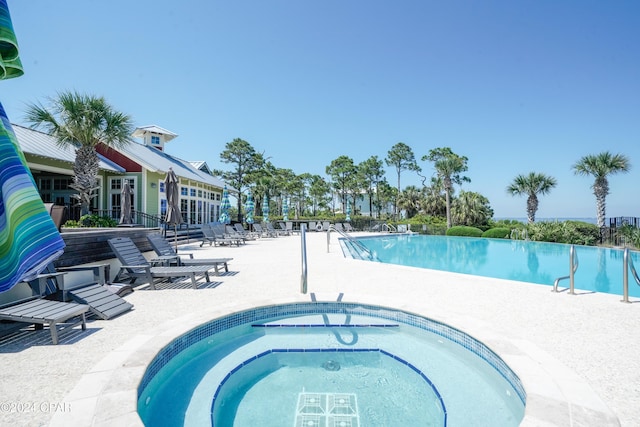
[137,302,525,426]
[345,235,640,298]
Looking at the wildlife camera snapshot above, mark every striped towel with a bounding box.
[0,102,65,293]
[0,0,23,80]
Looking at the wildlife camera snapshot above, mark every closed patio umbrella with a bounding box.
[262,194,269,223]
[282,197,289,222]
[0,4,64,292]
[119,180,133,224]
[219,186,230,224]
[245,192,255,225]
[346,201,351,222]
[164,168,183,250]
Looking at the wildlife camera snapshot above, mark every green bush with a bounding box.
[79,214,118,228]
[526,220,599,245]
[482,227,511,239]
[446,225,483,237]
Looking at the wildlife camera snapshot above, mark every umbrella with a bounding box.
[0,6,63,293]
[282,197,289,221]
[245,192,255,224]
[346,201,352,222]
[0,102,65,292]
[262,194,269,223]
[219,186,230,224]
[119,180,132,224]
[164,168,183,250]
[0,1,24,80]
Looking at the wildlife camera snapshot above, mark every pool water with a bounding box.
[351,234,640,297]
[138,304,525,427]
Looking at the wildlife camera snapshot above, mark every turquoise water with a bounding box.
[138,309,525,427]
[353,235,640,297]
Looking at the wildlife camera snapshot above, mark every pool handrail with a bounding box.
[326,225,374,260]
[622,247,640,303]
[300,224,307,294]
[552,245,578,294]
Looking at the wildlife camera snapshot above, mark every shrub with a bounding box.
[446,225,483,237]
[79,214,118,228]
[482,227,510,239]
[527,220,599,246]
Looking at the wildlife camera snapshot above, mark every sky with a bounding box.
[2,0,639,219]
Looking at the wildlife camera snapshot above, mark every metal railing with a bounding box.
[300,224,308,294]
[92,209,162,228]
[622,248,640,303]
[552,245,579,294]
[326,225,374,260]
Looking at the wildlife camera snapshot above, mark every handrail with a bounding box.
[622,248,640,303]
[326,225,374,259]
[382,223,397,233]
[300,224,308,294]
[552,245,578,294]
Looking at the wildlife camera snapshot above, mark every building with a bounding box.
[14,123,229,226]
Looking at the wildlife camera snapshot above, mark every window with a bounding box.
[159,182,165,193]
[54,178,72,190]
[181,187,188,196]
[151,135,160,145]
[190,189,196,197]
[39,179,52,190]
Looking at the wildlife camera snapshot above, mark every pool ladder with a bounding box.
[552,245,578,294]
[326,225,374,260]
[622,248,640,303]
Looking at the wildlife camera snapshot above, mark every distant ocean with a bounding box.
[495,217,598,225]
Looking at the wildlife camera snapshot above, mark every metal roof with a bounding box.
[114,139,231,191]
[131,125,177,142]
[12,124,125,173]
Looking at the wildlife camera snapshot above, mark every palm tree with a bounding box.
[25,91,133,215]
[422,147,470,228]
[572,151,631,233]
[397,185,422,218]
[506,172,557,223]
[453,190,494,226]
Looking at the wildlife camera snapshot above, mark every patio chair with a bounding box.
[343,222,355,232]
[226,224,255,242]
[211,223,244,246]
[200,224,240,247]
[108,237,219,290]
[55,263,133,320]
[0,270,89,344]
[147,233,232,274]
[277,222,291,236]
[234,222,259,239]
[253,223,274,237]
[265,222,286,237]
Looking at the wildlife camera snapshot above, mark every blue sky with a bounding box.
[3,1,639,219]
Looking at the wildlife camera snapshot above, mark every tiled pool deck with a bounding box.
[1,231,639,426]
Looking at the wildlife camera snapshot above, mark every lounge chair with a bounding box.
[108,237,219,290]
[252,223,273,237]
[147,233,232,274]
[200,224,240,247]
[285,221,299,235]
[277,222,291,236]
[226,224,255,242]
[265,222,285,237]
[0,271,89,344]
[55,263,133,320]
[234,223,259,239]
[343,222,355,232]
[211,223,244,246]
